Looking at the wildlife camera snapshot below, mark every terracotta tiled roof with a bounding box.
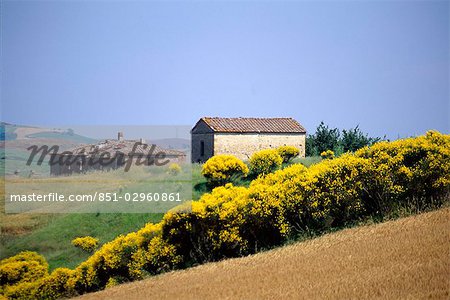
[200,117,306,133]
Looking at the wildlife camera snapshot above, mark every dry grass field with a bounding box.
[77,208,450,300]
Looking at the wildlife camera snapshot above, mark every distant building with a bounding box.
[50,132,186,176]
[191,117,306,163]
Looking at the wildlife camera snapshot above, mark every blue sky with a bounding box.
[1,0,449,139]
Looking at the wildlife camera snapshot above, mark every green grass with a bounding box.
[291,156,322,167]
[1,148,50,176]
[0,213,163,270]
[192,163,208,200]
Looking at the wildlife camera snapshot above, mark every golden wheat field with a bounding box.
[76,208,450,300]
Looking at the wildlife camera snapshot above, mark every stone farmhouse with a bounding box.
[191,117,306,163]
[50,132,186,176]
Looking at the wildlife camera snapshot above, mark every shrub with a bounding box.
[0,251,47,267]
[135,236,182,275]
[0,252,48,288]
[355,130,450,215]
[2,281,38,300]
[72,236,99,252]
[34,268,75,299]
[0,252,50,299]
[201,155,249,185]
[249,149,283,176]
[2,268,76,300]
[105,277,120,288]
[248,163,310,235]
[277,146,300,163]
[304,155,370,227]
[320,150,335,159]
[167,163,181,176]
[66,222,162,294]
[163,184,252,263]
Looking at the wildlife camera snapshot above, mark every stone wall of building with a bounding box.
[191,133,214,163]
[213,133,306,161]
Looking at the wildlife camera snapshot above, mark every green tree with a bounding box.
[305,135,317,156]
[341,126,381,152]
[306,122,383,157]
[314,121,340,154]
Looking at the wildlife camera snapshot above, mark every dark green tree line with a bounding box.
[306,122,383,156]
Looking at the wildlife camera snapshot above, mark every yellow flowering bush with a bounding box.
[355,130,450,214]
[0,252,51,299]
[0,252,48,288]
[66,222,166,294]
[105,277,120,288]
[249,149,283,176]
[136,236,182,275]
[1,267,76,300]
[320,149,335,159]
[161,184,247,262]
[277,145,300,163]
[248,163,311,234]
[304,155,370,227]
[72,236,99,252]
[33,268,75,299]
[2,281,38,300]
[202,155,249,185]
[168,163,181,176]
[248,156,369,231]
[0,251,47,268]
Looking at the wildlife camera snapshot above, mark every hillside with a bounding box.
[1,123,99,176]
[1,122,97,143]
[77,208,450,300]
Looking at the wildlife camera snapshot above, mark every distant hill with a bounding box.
[0,122,18,140]
[25,131,98,144]
[1,123,99,176]
[1,122,98,144]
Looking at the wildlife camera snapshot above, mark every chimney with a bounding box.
[118,132,123,141]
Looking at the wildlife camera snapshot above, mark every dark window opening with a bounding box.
[200,141,205,156]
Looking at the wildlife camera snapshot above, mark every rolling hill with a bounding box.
[1,123,99,176]
[77,208,450,300]
[1,122,98,143]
